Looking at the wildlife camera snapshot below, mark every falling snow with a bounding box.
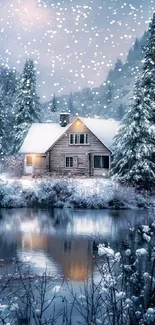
[0,0,154,100]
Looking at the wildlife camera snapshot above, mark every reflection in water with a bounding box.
[0,208,153,282]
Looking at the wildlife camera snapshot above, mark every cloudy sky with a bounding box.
[0,0,154,101]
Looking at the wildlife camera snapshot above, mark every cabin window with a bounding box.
[80,134,85,144]
[66,157,73,168]
[94,155,109,169]
[69,134,74,144]
[69,133,89,145]
[75,134,79,144]
[26,156,33,166]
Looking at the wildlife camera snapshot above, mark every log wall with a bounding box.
[47,119,111,177]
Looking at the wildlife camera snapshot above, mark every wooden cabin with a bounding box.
[19,114,119,177]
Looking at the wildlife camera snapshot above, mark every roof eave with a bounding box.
[19,116,115,154]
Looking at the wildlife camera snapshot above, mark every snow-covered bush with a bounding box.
[37,180,74,206]
[52,180,74,202]
[22,187,38,207]
[71,194,108,209]
[0,181,23,207]
[70,179,151,209]
[3,155,24,178]
[63,220,155,325]
[96,220,155,325]
[108,197,126,209]
[0,182,8,203]
[0,178,152,208]
[36,180,57,206]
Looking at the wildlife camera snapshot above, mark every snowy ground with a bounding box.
[0,175,154,209]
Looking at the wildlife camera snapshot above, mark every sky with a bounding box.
[0,0,154,101]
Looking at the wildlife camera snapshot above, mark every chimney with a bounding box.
[60,112,70,127]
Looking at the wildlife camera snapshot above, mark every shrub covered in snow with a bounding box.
[3,155,24,178]
[0,178,153,209]
[96,220,155,325]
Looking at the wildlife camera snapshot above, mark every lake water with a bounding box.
[0,208,154,324]
[0,208,153,282]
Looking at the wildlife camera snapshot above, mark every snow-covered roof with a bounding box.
[19,123,71,154]
[80,117,120,150]
[19,117,120,154]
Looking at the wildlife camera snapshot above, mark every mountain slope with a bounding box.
[43,31,149,121]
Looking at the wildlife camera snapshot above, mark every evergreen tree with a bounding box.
[4,72,18,155]
[106,84,113,104]
[111,13,155,189]
[114,59,123,72]
[126,48,133,64]
[117,104,124,120]
[111,79,155,189]
[0,88,6,161]
[13,60,41,152]
[68,92,74,114]
[141,12,155,122]
[51,94,57,112]
[133,38,140,51]
[0,67,18,156]
[107,59,123,82]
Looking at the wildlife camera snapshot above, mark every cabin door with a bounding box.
[25,165,33,175]
[24,155,34,175]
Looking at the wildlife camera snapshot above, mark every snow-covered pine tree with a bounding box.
[117,104,124,120]
[68,92,74,114]
[3,69,18,156]
[51,94,57,112]
[111,13,155,189]
[13,60,41,153]
[0,67,18,156]
[142,12,155,123]
[0,87,6,161]
[111,79,155,189]
[106,84,113,104]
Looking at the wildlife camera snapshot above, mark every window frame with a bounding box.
[69,133,89,145]
[93,155,110,169]
[65,156,74,168]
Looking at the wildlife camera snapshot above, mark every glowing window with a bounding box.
[26,156,33,166]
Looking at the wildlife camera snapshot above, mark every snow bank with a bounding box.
[0,178,153,209]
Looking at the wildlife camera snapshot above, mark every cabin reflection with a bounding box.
[21,232,93,281]
[47,237,93,281]
[22,233,48,251]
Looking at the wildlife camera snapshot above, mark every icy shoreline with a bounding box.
[0,178,154,209]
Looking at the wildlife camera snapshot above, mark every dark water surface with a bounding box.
[0,208,154,283]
